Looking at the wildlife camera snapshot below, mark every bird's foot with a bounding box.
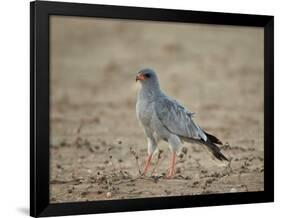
[140,168,150,178]
[165,173,174,179]
[141,167,148,176]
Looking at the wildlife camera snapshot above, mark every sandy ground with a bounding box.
[50,16,264,203]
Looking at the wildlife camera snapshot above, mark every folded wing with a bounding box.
[154,97,207,141]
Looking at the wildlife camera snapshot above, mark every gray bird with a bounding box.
[136,68,228,178]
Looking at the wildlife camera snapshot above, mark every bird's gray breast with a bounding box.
[136,88,172,141]
[136,98,171,142]
[136,98,153,127]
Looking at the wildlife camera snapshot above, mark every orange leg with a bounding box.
[142,154,153,176]
[167,152,176,178]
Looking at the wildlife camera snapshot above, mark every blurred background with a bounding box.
[50,16,264,203]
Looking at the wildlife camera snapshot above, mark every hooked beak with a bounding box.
[136,73,145,82]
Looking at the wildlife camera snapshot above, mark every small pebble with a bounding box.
[106,192,112,198]
[193,181,199,185]
[164,190,171,195]
[81,191,89,197]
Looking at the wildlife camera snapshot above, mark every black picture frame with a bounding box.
[30,1,274,217]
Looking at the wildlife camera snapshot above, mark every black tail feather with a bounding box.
[205,141,228,161]
[182,131,228,161]
[203,131,228,161]
[204,131,223,145]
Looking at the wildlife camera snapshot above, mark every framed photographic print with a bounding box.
[30,1,274,217]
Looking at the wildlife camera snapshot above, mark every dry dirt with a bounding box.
[49,16,264,203]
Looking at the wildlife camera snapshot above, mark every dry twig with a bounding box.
[129,147,142,175]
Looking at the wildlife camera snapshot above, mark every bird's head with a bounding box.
[136,69,159,89]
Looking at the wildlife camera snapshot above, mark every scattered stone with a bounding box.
[81,191,89,197]
[106,192,112,198]
[60,140,70,147]
[193,181,199,186]
[184,176,191,180]
[176,167,181,174]
[201,170,208,174]
[164,190,171,195]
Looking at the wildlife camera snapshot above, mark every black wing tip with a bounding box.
[204,131,223,145]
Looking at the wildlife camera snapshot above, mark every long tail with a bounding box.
[182,131,228,162]
[203,140,228,161]
[203,131,228,161]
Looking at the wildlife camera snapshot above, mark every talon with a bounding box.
[165,172,174,179]
[165,175,172,179]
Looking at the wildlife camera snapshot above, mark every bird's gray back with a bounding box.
[154,95,207,141]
